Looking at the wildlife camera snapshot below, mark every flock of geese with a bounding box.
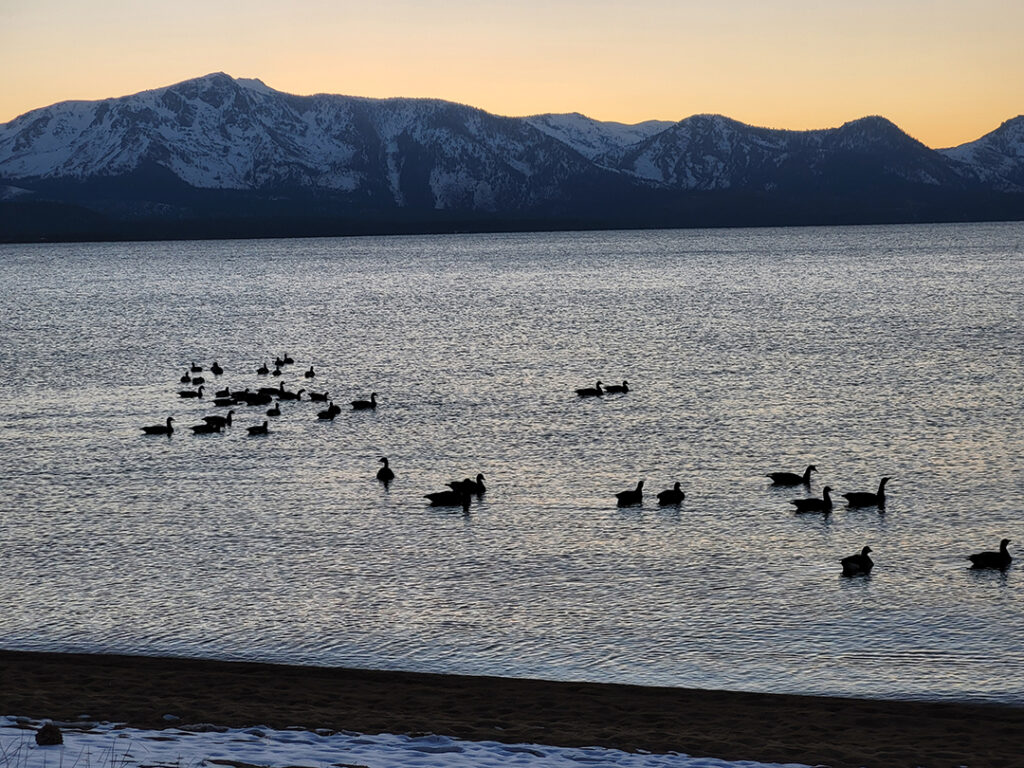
[144,366,1013,577]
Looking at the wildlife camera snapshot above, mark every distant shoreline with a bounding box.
[1,649,1021,768]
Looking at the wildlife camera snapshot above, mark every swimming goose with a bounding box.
[308,391,329,402]
[352,392,378,410]
[266,402,281,417]
[190,362,203,373]
[215,387,231,398]
[210,361,223,376]
[213,397,235,407]
[178,386,204,399]
[141,416,174,435]
[840,546,874,576]
[275,356,286,368]
[767,465,817,486]
[278,388,304,401]
[448,473,486,495]
[272,367,282,376]
[190,422,222,434]
[283,353,294,365]
[425,489,471,511]
[256,362,269,375]
[968,539,1012,570]
[576,381,603,397]
[604,380,629,394]
[202,410,234,429]
[179,371,191,383]
[843,477,891,508]
[317,402,338,420]
[304,366,316,379]
[615,480,644,507]
[377,457,395,483]
[246,421,269,435]
[657,482,685,505]
[790,486,833,513]
[191,376,205,385]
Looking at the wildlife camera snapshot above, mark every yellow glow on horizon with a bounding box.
[2,0,1022,148]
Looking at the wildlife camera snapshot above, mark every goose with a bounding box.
[202,411,233,429]
[308,391,329,402]
[190,422,222,434]
[266,402,281,417]
[576,380,603,397]
[843,477,891,508]
[256,362,269,375]
[767,464,817,486]
[141,416,174,435]
[790,486,833,513]
[304,366,315,379]
[178,386,204,399]
[615,480,644,507]
[448,473,486,495]
[213,397,235,408]
[190,362,203,373]
[840,546,874,576]
[210,361,223,376]
[283,353,294,365]
[317,402,337,420]
[604,380,629,394]
[968,539,1012,570]
[272,367,282,376]
[246,421,269,435]
[215,387,231,398]
[657,482,685,506]
[352,392,378,410]
[275,356,286,368]
[179,372,191,383]
[377,457,395,483]
[191,376,205,385]
[425,489,471,511]
[278,388,304,401]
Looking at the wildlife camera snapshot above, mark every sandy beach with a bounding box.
[1,650,1021,768]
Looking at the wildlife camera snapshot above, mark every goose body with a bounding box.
[178,386,204,399]
[266,403,281,417]
[190,362,203,373]
[283,354,294,365]
[604,380,629,394]
[275,356,286,368]
[272,367,282,376]
[191,376,205,385]
[210,362,223,376]
[308,391,329,402]
[790,486,833,514]
[377,457,395,483]
[278,388,304,401]
[141,417,174,435]
[304,366,315,378]
[352,392,378,410]
[202,410,234,429]
[840,546,874,576]
[215,387,231,398]
[657,482,685,506]
[767,465,817,486]
[256,363,269,375]
[425,489,471,511]
[843,477,891,508]
[968,539,1012,570]
[448,473,486,495]
[247,421,269,435]
[213,397,235,407]
[615,480,644,507]
[576,380,603,397]
[180,372,191,383]
[190,422,222,434]
[317,403,337,420]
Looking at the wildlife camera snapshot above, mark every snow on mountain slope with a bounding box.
[938,116,1024,190]
[524,113,674,161]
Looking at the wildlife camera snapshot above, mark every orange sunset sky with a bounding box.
[2,0,1022,148]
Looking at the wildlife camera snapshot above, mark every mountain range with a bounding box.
[1,73,1022,241]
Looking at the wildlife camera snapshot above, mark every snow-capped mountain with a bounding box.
[938,116,1024,190]
[1,73,1022,241]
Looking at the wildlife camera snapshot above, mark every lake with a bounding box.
[0,222,1021,704]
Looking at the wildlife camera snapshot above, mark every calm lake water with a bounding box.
[1,223,1022,704]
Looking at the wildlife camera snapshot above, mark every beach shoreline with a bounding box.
[1,650,1021,768]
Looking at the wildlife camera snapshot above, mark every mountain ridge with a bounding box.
[1,73,1022,241]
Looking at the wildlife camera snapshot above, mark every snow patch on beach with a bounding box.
[0,717,810,768]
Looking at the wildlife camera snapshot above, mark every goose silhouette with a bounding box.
[377,457,395,484]
[968,539,1012,570]
[604,380,629,394]
[843,477,890,508]
[304,366,315,379]
[767,465,816,486]
[790,486,833,513]
[615,480,644,507]
[266,403,281,417]
[210,361,223,376]
[141,417,174,435]
[202,410,234,429]
[246,421,269,435]
[425,489,471,511]
[256,362,269,375]
[576,381,603,397]
[840,546,873,576]
[448,473,486,495]
[178,386,204,399]
[352,392,378,410]
[190,422,222,434]
[657,482,685,505]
